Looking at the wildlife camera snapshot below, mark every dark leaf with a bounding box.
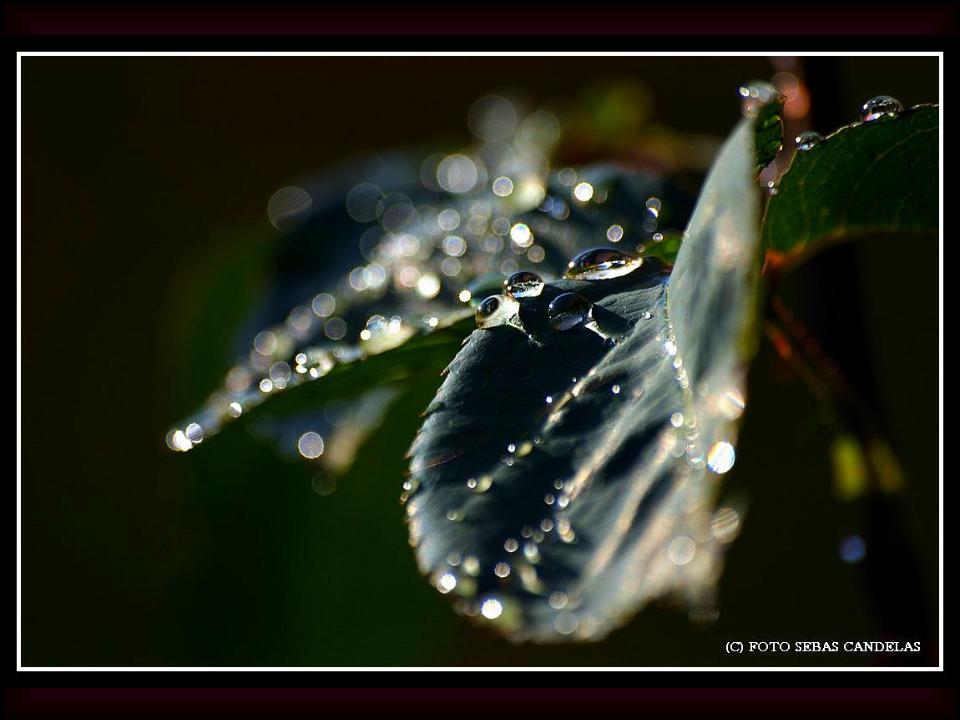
[405,114,765,641]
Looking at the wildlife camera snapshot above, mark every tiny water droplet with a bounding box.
[185,422,204,445]
[572,181,594,202]
[480,597,503,620]
[297,431,324,459]
[564,248,642,280]
[503,270,544,298]
[547,293,593,331]
[475,293,521,331]
[706,440,736,474]
[738,80,783,118]
[795,130,823,151]
[861,95,903,122]
[437,572,458,593]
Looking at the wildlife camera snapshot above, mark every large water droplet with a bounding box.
[738,80,783,118]
[475,296,502,328]
[795,131,823,151]
[547,293,593,331]
[475,293,521,330]
[563,248,641,280]
[861,95,903,122]
[503,270,544,298]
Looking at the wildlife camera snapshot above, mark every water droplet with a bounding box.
[564,248,641,280]
[549,591,568,609]
[437,154,479,193]
[667,535,696,565]
[475,295,502,328]
[711,507,741,543]
[706,440,736,474]
[503,271,544,298]
[437,572,457,593]
[297,431,324,459]
[494,562,511,578]
[167,429,192,452]
[416,273,441,299]
[547,293,593,331]
[861,95,903,122]
[184,423,204,445]
[795,130,823,151]
[509,222,533,248]
[606,224,624,243]
[480,598,503,620]
[738,80,783,118]
[492,176,514,197]
[504,538,519,553]
[572,182,594,202]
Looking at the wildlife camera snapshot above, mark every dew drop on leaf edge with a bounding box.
[860,95,903,122]
[795,131,823,151]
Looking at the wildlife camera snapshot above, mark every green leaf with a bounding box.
[754,94,785,172]
[405,114,764,641]
[763,105,939,268]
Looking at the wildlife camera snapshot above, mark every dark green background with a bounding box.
[21,55,940,666]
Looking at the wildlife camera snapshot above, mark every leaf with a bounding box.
[165,311,473,453]
[754,93,785,172]
[405,113,764,641]
[167,156,697,458]
[763,104,938,268]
